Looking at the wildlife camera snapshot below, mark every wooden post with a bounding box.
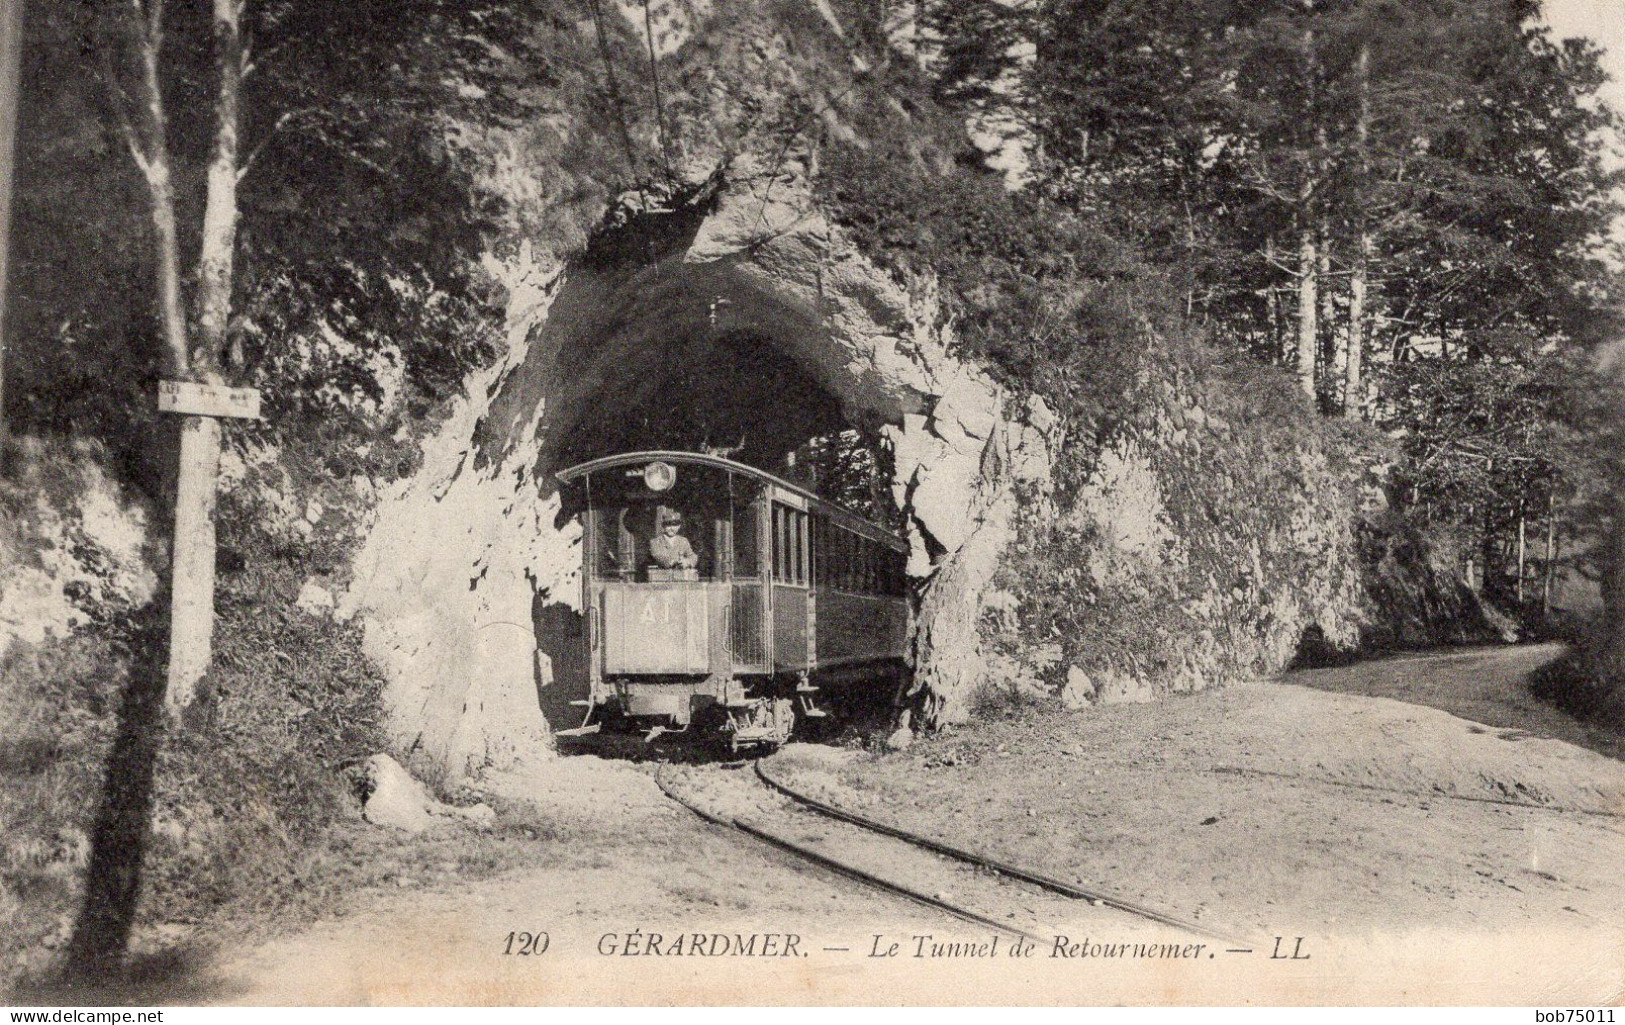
[166,415,222,706]
[0,0,23,455]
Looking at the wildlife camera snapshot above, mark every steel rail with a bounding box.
[755,760,1249,945]
[652,768,1045,943]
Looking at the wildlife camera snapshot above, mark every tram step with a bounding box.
[801,708,828,718]
[795,682,819,693]
[569,699,593,707]
[555,724,601,738]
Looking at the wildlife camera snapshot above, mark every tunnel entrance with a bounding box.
[506,210,911,738]
[554,327,844,474]
[345,172,1034,776]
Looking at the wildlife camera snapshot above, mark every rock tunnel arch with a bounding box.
[342,168,1056,779]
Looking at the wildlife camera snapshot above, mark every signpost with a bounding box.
[157,379,262,420]
[156,381,261,711]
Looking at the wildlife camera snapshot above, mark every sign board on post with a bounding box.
[157,380,262,420]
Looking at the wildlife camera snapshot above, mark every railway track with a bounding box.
[654,757,1245,947]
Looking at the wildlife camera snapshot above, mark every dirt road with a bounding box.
[194,644,1623,1005]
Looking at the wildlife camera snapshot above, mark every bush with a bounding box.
[0,481,394,987]
[1529,622,1625,728]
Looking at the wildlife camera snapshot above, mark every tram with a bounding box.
[555,451,910,750]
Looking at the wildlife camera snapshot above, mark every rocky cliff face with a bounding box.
[331,0,1366,777]
[342,159,1056,776]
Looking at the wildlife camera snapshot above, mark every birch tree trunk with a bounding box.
[123,2,191,378]
[167,0,244,709]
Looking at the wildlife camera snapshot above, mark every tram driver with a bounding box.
[649,510,700,571]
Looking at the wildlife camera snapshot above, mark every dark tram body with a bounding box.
[556,451,910,749]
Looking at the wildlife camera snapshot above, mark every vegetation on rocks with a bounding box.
[3,0,1625,983]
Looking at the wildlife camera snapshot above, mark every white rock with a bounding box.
[296,581,335,617]
[1061,666,1096,710]
[361,754,436,833]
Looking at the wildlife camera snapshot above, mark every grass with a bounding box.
[0,494,571,993]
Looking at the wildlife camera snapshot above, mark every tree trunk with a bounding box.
[128,7,190,376]
[1264,236,1284,362]
[1318,219,1334,379]
[1345,231,1369,417]
[125,7,210,705]
[1602,382,1625,680]
[1294,2,1319,405]
[1297,222,1318,403]
[1516,507,1526,606]
[166,0,243,710]
[1343,43,1371,419]
[1601,487,1625,681]
[1543,491,1556,617]
[0,0,22,454]
[195,0,242,377]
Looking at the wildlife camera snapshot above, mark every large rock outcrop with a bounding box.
[342,164,1055,777]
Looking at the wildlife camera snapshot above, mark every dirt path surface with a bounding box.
[1291,642,1625,760]
[195,645,1622,1005]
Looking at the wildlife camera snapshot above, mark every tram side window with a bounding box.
[794,511,805,584]
[836,529,852,591]
[733,495,759,578]
[771,505,809,585]
[780,506,793,581]
[813,517,827,587]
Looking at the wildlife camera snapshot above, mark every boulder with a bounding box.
[1061,666,1095,709]
[361,754,502,833]
[362,754,435,833]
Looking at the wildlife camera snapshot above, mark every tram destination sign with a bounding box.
[157,380,262,420]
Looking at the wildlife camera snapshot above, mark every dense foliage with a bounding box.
[924,0,1623,612]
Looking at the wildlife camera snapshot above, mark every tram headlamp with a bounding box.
[643,461,676,491]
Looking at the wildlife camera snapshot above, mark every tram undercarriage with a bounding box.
[564,672,833,752]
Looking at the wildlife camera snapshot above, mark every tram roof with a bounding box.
[555,450,907,551]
